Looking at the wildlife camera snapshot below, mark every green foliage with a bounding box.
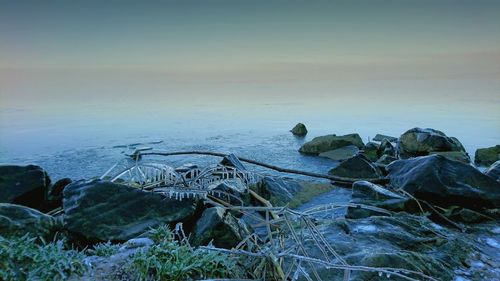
[86,241,120,257]
[148,224,174,244]
[127,226,237,281]
[0,235,87,281]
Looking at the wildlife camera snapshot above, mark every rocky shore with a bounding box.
[1,126,499,281]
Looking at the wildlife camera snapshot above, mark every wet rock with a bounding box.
[485,160,500,181]
[301,213,471,281]
[63,180,198,243]
[318,145,359,161]
[378,138,396,157]
[475,145,500,166]
[397,127,467,159]
[0,203,63,240]
[373,134,398,142]
[0,165,50,210]
[376,154,397,166]
[387,154,500,210]
[252,177,333,207]
[44,178,72,211]
[220,153,247,171]
[346,181,413,219]
[208,180,251,206]
[328,154,382,180]
[290,123,308,136]
[361,142,379,162]
[299,133,364,155]
[443,206,489,224]
[191,207,251,248]
[429,151,471,163]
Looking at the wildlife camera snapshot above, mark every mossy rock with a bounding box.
[299,133,364,155]
[475,145,500,166]
[290,123,308,136]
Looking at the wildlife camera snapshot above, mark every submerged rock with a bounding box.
[0,203,63,240]
[63,180,198,243]
[299,133,364,155]
[475,145,500,166]
[191,207,251,248]
[397,127,467,159]
[290,123,308,136]
[318,145,359,161]
[328,154,382,180]
[0,165,50,211]
[373,134,398,142]
[485,160,500,181]
[387,154,500,210]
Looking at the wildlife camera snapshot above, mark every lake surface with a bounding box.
[1,71,499,181]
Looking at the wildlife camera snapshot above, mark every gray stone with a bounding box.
[191,207,251,249]
[0,165,50,211]
[485,160,500,181]
[290,123,308,136]
[63,180,198,242]
[387,154,500,210]
[475,145,500,166]
[328,154,382,180]
[373,134,398,142]
[318,145,359,161]
[378,138,395,157]
[0,203,63,240]
[361,142,379,162]
[299,133,364,155]
[220,153,247,171]
[397,127,466,159]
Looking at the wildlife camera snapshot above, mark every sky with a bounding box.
[0,0,499,80]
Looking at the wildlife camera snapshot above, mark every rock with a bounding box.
[44,178,72,211]
[0,203,63,240]
[475,145,500,166]
[485,160,500,181]
[373,134,398,142]
[378,138,396,157]
[299,133,364,155]
[290,123,308,136]
[376,154,397,166]
[63,180,198,243]
[397,127,467,159]
[220,153,247,171]
[191,207,251,248]
[251,177,333,207]
[428,151,470,163]
[328,154,382,180]
[346,181,414,219]
[208,180,251,206]
[361,142,379,162]
[0,165,50,210]
[318,145,359,161]
[121,237,154,250]
[443,206,489,224]
[300,213,473,281]
[387,154,500,210]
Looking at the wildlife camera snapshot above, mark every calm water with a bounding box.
[1,72,499,181]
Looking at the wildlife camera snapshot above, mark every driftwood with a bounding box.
[138,150,388,185]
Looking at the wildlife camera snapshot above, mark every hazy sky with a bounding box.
[1,0,500,81]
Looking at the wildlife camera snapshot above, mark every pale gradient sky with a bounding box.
[1,0,499,80]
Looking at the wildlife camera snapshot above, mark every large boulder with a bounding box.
[0,165,50,210]
[0,203,63,240]
[63,180,198,242]
[299,133,364,155]
[290,123,308,136]
[475,145,500,166]
[318,145,359,161]
[429,151,471,163]
[328,154,382,180]
[387,154,500,210]
[220,153,247,171]
[397,128,467,159]
[485,160,500,182]
[191,207,251,249]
